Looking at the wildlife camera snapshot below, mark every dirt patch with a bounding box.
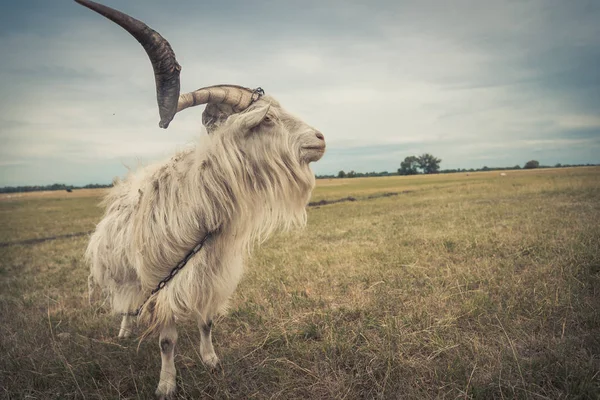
[308,196,357,207]
[0,231,92,248]
[308,190,413,207]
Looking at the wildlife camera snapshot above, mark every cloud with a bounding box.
[0,0,599,186]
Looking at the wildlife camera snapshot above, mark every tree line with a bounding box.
[320,157,598,179]
[0,183,112,194]
[2,159,598,192]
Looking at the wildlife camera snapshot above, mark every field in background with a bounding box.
[1,168,599,398]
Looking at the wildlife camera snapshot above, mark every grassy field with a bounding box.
[1,168,599,399]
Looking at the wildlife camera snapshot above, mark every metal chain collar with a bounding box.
[123,233,212,317]
[251,87,265,103]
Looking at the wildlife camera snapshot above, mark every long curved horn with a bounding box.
[177,85,263,114]
[75,0,265,128]
[75,0,181,128]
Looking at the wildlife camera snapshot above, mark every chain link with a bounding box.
[122,233,212,317]
[251,87,265,103]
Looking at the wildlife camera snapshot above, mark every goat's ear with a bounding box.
[237,103,271,130]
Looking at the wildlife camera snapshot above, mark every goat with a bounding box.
[75,1,326,398]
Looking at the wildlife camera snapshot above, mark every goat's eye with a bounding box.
[262,115,276,127]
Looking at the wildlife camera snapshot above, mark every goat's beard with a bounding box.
[302,148,326,163]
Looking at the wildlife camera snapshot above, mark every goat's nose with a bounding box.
[315,131,325,141]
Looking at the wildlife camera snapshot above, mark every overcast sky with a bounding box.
[1,0,599,186]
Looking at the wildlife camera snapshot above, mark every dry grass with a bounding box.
[1,167,599,399]
[0,188,109,201]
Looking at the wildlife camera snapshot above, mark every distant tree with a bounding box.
[347,170,357,178]
[482,166,490,171]
[417,153,442,174]
[83,183,113,189]
[554,163,562,168]
[524,160,540,169]
[337,170,346,178]
[398,156,419,175]
[513,165,521,169]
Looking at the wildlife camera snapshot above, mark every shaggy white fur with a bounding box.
[86,95,325,398]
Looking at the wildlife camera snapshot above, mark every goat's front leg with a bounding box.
[198,318,219,368]
[155,320,178,400]
[118,314,134,338]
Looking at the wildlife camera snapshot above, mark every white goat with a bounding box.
[76,1,326,398]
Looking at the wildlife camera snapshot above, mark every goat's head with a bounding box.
[75,0,325,165]
[223,96,326,165]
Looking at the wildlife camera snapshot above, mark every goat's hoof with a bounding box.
[155,386,176,400]
[117,331,131,339]
[155,378,176,399]
[203,354,220,370]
